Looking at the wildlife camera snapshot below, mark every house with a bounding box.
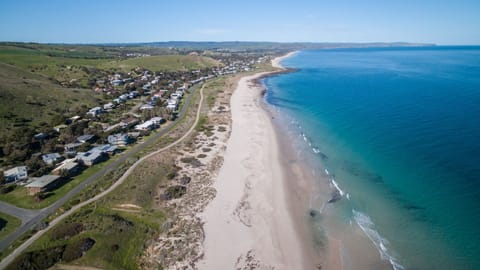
[42,153,63,165]
[134,117,162,131]
[25,175,62,195]
[142,83,151,91]
[135,121,156,131]
[52,159,80,176]
[120,118,139,128]
[108,133,133,146]
[127,132,141,139]
[150,117,164,125]
[86,107,103,117]
[175,90,184,97]
[53,124,68,133]
[66,116,81,124]
[77,134,96,144]
[119,94,129,101]
[33,133,48,141]
[90,144,118,155]
[170,93,181,100]
[103,102,115,110]
[140,104,154,110]
[166,99,178,110]
[76,151,107,166]
[128,91,139,98]
[3,166,28,182]
[152,91,164,100]
[64,142,84,156]
[111,79,124,86]
[166,104,177,110]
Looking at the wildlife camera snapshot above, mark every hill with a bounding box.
[0,62,100,140]
[100,55,221,72]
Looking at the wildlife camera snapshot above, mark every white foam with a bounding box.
[324,169,330,175]
[353,210,405,270]
[331,179,345,196]
[312,147,320,154]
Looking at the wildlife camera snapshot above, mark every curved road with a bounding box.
[0,83,205,269]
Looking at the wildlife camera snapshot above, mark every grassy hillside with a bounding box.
[100,55,221,72]
[0,45,111,87]
[0,62,100,138]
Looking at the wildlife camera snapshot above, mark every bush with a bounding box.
[161,185,187,200]
[6,246,65,270]
[50,223,83,240]
[62,237,96,262]
[0,184,15,194]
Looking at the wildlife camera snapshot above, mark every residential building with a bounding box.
[25,175,62,195]
[52,159,80,176]
[77,134,96,143]
[140,104,154,110]
[3,166,28,182]
[108,133,133,146]
[33,133,48,141]
[103,102,115,110]
[64,142,84,156]
[86,107,103,117]
[42,153,63,165]
[120,118,139,128]
[53,124,68,133]
[90,144,118,155]
[76,151,107,166]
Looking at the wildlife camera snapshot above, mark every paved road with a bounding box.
[0,83,202,254]
[0,202,38,223]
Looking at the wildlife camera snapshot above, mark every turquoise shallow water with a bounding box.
[264,47,480,269]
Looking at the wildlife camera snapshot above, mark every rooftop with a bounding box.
[26,175,61,188]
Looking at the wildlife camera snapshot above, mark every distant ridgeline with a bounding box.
[95,41,436,51]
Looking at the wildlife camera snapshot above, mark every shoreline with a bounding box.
[261,52,395,270]
[199,52,318,269]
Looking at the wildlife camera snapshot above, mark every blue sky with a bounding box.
[1,0,479,44]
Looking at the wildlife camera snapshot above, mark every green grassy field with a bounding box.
[0,62,101,140]
[0,212,21,240]
[101,55,221,72]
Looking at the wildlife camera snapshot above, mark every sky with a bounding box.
[1,0,479,45]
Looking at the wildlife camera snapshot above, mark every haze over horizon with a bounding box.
[1,0,479,45]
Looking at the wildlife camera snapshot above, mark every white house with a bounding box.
[140,104,154,110]
[108,133,133,146]
[42,153,63,165]
[103,102,115,110]
[87,107,103,117]
[134,118,160,131]
[4,166,28,182]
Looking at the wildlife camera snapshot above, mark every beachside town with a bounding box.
[1,53,270,199]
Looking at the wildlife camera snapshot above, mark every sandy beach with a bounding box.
[199,54,314,270]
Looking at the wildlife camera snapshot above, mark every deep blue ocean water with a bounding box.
[264,47,480,269]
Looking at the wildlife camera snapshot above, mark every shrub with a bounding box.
[50,222,83,240]
[62,237,96,262]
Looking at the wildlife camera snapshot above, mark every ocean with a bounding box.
[263,47,480,269]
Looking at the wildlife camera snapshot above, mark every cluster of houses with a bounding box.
[2,53,267,197]
[3,132,132,196]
